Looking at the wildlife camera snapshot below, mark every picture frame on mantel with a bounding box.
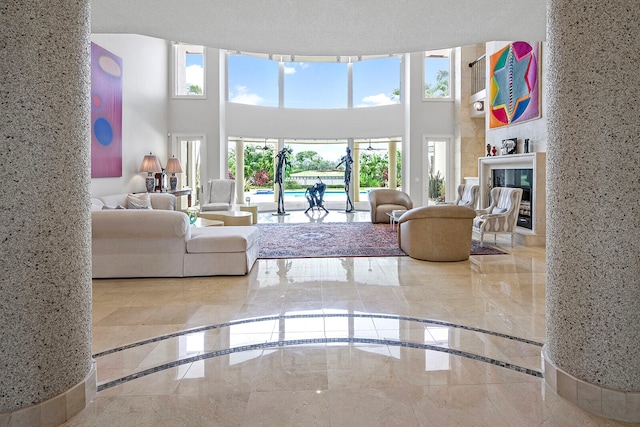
[489,41,541,129]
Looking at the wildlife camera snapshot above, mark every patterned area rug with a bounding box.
[256,222,506,259]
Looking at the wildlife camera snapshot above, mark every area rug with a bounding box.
[256,222,506,259]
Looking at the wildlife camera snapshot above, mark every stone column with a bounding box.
[388,140,398,189]
[0,0,95,425]
[235,139,245,204]
[544,0,640,422]
[352,142,361,202]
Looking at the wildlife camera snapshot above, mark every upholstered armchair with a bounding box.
[368,189,413,223]
[201,179,235,212]
[453,184,479,208]
[473,187,523,247]
[397,205,476,261]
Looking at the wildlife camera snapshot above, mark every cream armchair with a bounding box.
[397,205,476,261]
[368,189,413,223]
[473,187,523,247]
[201,179,235,211]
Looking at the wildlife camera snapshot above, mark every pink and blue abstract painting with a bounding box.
[91,42,122,177]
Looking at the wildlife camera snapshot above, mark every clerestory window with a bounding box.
[423,49,452,100]
[173,44,205,98]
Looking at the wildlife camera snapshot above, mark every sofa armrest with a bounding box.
[92,210,189,238]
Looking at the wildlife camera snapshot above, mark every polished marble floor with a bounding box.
[66,211,633,426]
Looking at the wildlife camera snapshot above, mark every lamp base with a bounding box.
[145,176,155,193]
[169,176,178,191]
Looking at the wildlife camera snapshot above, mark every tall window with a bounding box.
[227,54,278,106]
[424,49,451,99]
[174,44,205,98]
[284,62,347,108]
[353,56,401,107]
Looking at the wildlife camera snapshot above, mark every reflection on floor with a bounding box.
[66,211,627,426]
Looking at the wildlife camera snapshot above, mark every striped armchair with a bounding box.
[453,184,479,208]
[473,187,523,247]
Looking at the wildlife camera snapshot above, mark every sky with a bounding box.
[185,53,449,107]
[227,55,402,108]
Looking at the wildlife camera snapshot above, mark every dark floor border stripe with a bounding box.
[93,313,543,359]
[97,337,542,392]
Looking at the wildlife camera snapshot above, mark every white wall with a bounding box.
[90,34,170,197]
[485,41,548,153]
[226,103,404,139]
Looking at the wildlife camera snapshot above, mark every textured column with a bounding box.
[544,0,640,422]
[0,0,95,425]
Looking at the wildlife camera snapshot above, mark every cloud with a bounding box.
[230,85,264,105]
[283,65,296,74]
[356,93,397,107]
[185,64,204,88]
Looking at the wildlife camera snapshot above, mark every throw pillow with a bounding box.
[492,207,507,214]
[127,193,152,209]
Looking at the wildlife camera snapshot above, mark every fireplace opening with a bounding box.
[492,168,533,230]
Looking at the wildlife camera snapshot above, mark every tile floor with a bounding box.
[65,211,633,426]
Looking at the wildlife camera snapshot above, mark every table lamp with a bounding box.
[164,156,183,191]
[139,153,162,192]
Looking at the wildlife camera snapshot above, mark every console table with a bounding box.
[168,188,192,207]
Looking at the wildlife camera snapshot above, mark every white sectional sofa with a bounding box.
[90,193,259,278]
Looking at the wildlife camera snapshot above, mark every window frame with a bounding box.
[422,49,453,102]
[172,43,206,99]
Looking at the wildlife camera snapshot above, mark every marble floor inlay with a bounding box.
[95,313,545,392]
[64,211,632,426]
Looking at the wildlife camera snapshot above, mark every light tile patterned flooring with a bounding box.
[66,211,632,426]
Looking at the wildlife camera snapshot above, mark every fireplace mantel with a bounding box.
[478,152,546,246]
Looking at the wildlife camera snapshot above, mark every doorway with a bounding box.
[422,135,453,206]
[173,135,203,208]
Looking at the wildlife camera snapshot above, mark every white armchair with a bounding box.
[451,184,479,208]
[473,187,523,247]
[201,179,235,212]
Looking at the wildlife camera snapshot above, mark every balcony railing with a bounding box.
[468,55,486,95]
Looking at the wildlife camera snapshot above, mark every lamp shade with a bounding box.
[139,153,162,173]
[165,156,183,174]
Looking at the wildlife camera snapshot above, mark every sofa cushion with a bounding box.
[188,226,259,253]
[90,198,104,211]
[127,193,152,209]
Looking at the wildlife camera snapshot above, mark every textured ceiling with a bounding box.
[91,0,547,55]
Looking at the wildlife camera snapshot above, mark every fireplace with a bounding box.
[492,168,533,229]
[478,152,546,246]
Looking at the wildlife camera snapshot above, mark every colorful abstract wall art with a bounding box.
[489,42,540,129]
[91,42,122,177]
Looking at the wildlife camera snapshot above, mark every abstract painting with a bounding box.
[489,42,540,128]
[91,42,122,177]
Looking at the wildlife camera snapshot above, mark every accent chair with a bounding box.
[453,184,479,208]
[473,187,523,247]
[368,189,413,224]
[397,205,476,261]
[201,179,235,212]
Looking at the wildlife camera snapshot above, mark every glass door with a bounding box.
[422,136,453,206]
[177,137,202,208]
